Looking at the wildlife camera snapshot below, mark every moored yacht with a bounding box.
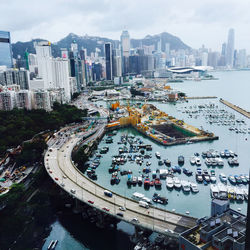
[190,182,199,193]
[210,184,219,198]
[166,177,174,189]
[173,177,181,189]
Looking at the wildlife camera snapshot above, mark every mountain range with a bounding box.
[11,32,190,59]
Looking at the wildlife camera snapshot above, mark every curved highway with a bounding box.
[44,124,197,238]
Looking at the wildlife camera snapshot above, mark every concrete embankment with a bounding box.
[185,96,217,100]
[219,98,250,119]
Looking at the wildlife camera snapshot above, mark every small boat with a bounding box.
[48,240,54,250]
[183,168,193,176]
[190,156,196,165]
[228,175,236,185]
[158,160,164,166]
[154,178,162,188]
[210,184,219,198]
[219,173,227,183]
[243,188,248,200]
[164,159,171,166]
[178,155,185,165]
[172,166,181,174]
[240,174,248,184]
[155,152,161,158]
[152,171,157,179]
[190,182,199,193]
[210,170,216,183]
[227,186,235,200]
[51,240,58,250]
[173,177,181,189]
[144,178,150,187]
[132,176,137,185]
[166,177,174,189]
[218,183,228,200]
[235,187,244,201]
[196,168,203,182]
[205,158,212,166]
[234,175,242,184]
[181,180,191,193]
[152,193,168,205]
[138,176,142,186]
[195,157,201,166]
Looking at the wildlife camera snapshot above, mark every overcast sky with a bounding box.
[1,0,250,52]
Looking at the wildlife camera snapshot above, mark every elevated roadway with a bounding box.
[44,124,197,237]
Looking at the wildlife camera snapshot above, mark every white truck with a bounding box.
[139,200,149,209]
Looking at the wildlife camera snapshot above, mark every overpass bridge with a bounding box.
[44,124,197,238]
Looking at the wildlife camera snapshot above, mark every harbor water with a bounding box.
[43,70,250,249]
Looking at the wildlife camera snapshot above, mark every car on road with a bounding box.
[88,200,94,204]
[70,189,76,194]
[60,183,65,187]
[131,218,139,223]
[55,177,59,181]
[102,207,110,212]
[49,170,52,173]
[116,212,123,217]
[165,229,174,234]
[119,206,126,211]
[63,175,67,179]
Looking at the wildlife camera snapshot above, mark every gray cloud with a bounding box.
[0,0,249,52]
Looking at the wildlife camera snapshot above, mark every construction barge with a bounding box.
[106,102,218,146]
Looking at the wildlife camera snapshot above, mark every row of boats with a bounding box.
[210,183,248,201]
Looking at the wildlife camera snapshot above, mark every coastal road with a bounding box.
[45,124,197,237]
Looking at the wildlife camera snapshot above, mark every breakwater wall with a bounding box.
[219,98,250,119]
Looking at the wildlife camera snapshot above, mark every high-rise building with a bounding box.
[226,28,235,68]
[105,43,113,80]
[35,41,53,89]
[120,30,130,57]
[0,31,13,68]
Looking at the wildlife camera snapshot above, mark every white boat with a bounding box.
[190,156,196,165]
[173,177,181,189]
[235,187,244,201]
[166,177,174,189]
[242,188,248,200]
[190,182,199,193]
[181,180,191,192]
[217,158,224,166]
[217,183,228,199]
[205,158,211,166]
[155,152,161,158]
[219,173,227,183]
[210,184,219,198]
[195,157,201,166]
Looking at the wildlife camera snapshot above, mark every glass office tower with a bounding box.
[0,31,13,68]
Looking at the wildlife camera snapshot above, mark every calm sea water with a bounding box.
[43,70,250,249]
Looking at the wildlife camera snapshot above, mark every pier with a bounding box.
[219,98,250,119]
[185,96,217,100]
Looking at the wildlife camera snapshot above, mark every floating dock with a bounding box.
[220,98,250,119]
[185,96,217,100]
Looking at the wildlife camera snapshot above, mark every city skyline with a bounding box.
[0,0,250,53]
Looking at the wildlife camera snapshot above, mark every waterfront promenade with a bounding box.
[44,125,197,237]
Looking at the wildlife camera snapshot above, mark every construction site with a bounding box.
[106,101,218,146]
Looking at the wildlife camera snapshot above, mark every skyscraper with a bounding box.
[105,43,113,80]
[120,30,130,57]
[35,41,53,89]
[0,31,13,68]
[226,28,235,68]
